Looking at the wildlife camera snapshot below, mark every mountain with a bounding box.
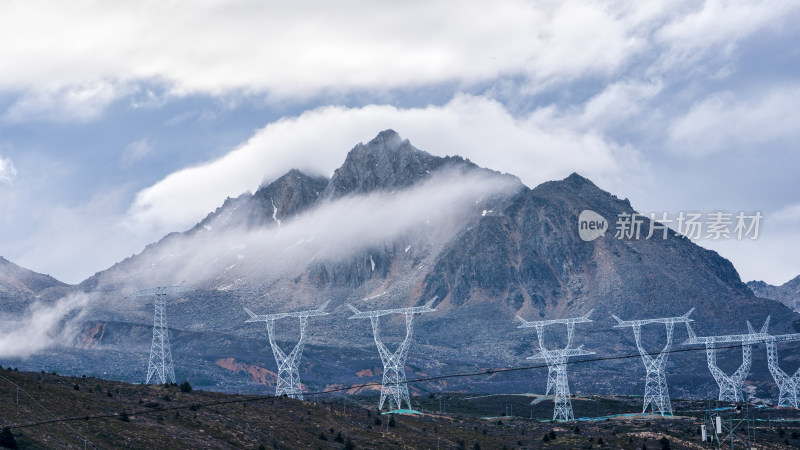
[4,130,798,404]
[0,256,70,311]
[748,276,800,312]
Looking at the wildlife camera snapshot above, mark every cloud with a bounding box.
[669,86,800,157]
[118,169,522,292]
[125,95,638,237]
[122,138,154,166]
[11,187,151,285]
[0,293,89,358]
[2,80,127,123]
[0,156,16,183]
[0,1,661,109]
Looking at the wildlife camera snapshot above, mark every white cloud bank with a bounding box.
[126,95,639,237]
[0,1,649,100]
[669,86,800,157]
[0,294,88,358]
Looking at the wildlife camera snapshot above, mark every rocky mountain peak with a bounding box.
[748,275,800,312]
[322,130,450,198]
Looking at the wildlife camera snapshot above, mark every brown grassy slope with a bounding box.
[0,368,798,449]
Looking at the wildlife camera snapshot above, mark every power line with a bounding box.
[0,372,100,449]
[4,341,760,430]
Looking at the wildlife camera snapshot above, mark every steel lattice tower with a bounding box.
[756,318,800,408]
[244,301,330,400]
[126,285,191,384]
[683,318,773,403]
[517,310,595,421]
[347,296,437,412]
[612,309,694,416]
[766,337,800,408]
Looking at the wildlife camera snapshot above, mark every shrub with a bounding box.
[334,431,344,443]
[0,428,18,449]
[388,415,396,427]
[318,431,327,441]
[179,381,192,393]
[118,411,130,422]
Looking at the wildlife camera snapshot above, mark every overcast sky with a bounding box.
[0,0,798,285]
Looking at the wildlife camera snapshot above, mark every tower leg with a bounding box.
[634,324,673,416]
[146,294,176,384]
[552,362,573,421]
[706,343,751,403]
[371,314,415,411]
[767,341,800,408]
[267,317,307,400]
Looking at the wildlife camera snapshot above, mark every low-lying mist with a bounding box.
[0,293,89,358]
[104,168,522,311]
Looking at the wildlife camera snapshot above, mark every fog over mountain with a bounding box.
[1,131,797,403]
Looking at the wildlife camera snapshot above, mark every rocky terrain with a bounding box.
[749,276,800,313]
[1,130,798,405]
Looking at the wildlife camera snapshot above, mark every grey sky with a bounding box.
[0,1,798,285]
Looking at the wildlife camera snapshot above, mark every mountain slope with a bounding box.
[0,256,70,312]
[6,130,798,402]
[748,276,800,312]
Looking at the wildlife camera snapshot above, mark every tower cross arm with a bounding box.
[125,284,192,298]
[244,300,331,323]
[346,296,437,319]
[612,308,694,328]
[517,309,594,329]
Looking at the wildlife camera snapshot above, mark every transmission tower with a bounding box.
[126,284,191,384]
[683,317,773,402]
[244,300,330,400]
[517,309,595,421]
[612,309,694,416]
[347,296,437,412]
[758,318,800,408]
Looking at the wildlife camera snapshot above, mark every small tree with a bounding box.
[659,436,670,449]
[0,427,18,449]
[118,411,130,422]
[344,439,355,450]
[318,431,327,441]
[334,431,344,443]
[179,380,192,393]
[388,415,396,427]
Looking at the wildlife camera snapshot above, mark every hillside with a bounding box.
[0,368,797,449]
[0,256,71,314]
